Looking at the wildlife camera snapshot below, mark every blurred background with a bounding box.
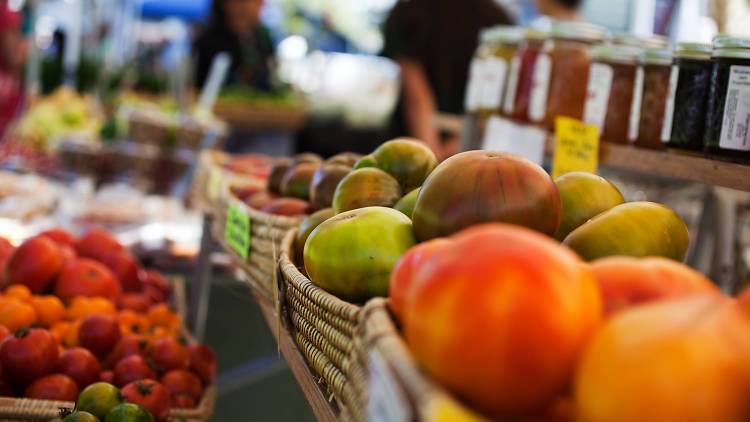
[2,0,750,419]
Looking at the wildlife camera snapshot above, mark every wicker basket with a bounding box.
[279,229,362,419]
[0,385,216,422]
[129,112,226,151]
[348,298,486,422]
[212,186,302,301]
[213,101,308,131]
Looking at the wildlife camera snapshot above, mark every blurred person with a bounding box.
[0,0,26,140]
[531,0,583,29]
[194,0,274,90]
[382,0,514,160]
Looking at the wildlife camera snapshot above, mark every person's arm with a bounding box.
[398,58,442,158]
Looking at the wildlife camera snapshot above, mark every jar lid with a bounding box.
[713,35,750,50]
[523,28,547,41]
[485,25,523,44]
[479,27,495,44]
[613,33,668,49]
[591,45,641,64]
[550,20,608,43]
[642,48,672,65]
[674,42,712,59]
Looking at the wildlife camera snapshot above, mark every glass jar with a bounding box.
[530,21,608,128]
[633,48,673,149]
[464,27,495,116]
[481,26,522,117]
[582,45,641,143]
[704,36,750,160]
[502,29,546,122]
[663,43,713,151]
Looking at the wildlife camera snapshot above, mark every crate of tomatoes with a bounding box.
[0,228,217,421]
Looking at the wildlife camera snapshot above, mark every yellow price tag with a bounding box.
[551,117,600,179]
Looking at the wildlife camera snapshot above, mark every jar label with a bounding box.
[529,53,551,122]
[481,57,508,109]
[719,65,750,151]
[464,58,485,112]
[628,66,645,142]
[661,65,680,143]
[583,63,613,131]
[503,55,522,114]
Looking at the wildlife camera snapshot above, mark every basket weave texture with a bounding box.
[279,229,362,420]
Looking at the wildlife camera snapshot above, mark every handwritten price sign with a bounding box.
[551,116,600,179]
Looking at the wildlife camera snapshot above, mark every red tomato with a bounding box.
[24,373,78,401]
[187,344,216,384]
[55,258,122,303]
[40,229,76,247]
[58,244,77,263]
[0,328,59,385]
[99,370,115,384]
[106,334,149,368]
[78,315,122,357]
[171,393,197,408]
[58,347,101,389]
[121,379,170,422]
[6,236,63,293]
[75,228,124,262]
[101,251,143,293]
[0,326,11,342]
[0,237,14,276]
[151,338,189,372]
[141,271,172,300]
[160,369,203,400]
[113,355,156,387]
[388,238,453,322]
[118,294,152,313]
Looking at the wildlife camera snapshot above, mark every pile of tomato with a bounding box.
[0,228,217,422]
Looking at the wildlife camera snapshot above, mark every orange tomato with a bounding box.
[30,295,65,327]
[0,297,36,332]
[118,310,149,336]
[50,321,70,344]
[147,303,180,331]
[4,285,32,302]
[66,296,116,321]
[63,319,82,348]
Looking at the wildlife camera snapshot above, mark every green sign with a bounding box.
[225,204,251,259]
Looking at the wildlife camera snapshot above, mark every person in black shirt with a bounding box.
[194,0,274,90]
[382,0,513,159]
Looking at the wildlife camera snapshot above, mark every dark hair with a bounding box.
[557,0,583,10]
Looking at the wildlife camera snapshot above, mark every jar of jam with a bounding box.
[481,26,522,116]
[582,45,641,143]
[663,43,713,151]
[503,28,546,122]
[632,48,673,149]
[704,36,750,160]
[530,21,608,128]
[464,27,495,116]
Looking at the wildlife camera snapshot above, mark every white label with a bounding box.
[529,53,551,122]
[661,65,680,143]
[367,349,411,422]
[503,55,522,114]
[480,57,508,109]
[719,65,750,151]
[464,58,484,112]
[482,116,546,165]
[628,66,645,142]
[583,63,613,130]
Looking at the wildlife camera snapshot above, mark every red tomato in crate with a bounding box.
[101,251,143,293]
[113,355,156,387]
[151,338,189,372]
[106,334,150,368]
[187,344,216,384]
[160,369,203,400]
[0,325,11,342]
[121,379,170,422]
[0,328,59,385]
[55,259,122,303]
[78,315,122,357]
[140,270,172,302]
[119,293,152,313]
[171,393,197,408]
[6,236,63,293]
[58,347,102,389]
[40,229,76,247]
[75,228,124,262]
[24,373,78,401]
[99,370,114,384]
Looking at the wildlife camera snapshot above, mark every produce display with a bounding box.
[0,227,216,421]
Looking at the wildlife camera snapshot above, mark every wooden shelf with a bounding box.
[249,289,339,422]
